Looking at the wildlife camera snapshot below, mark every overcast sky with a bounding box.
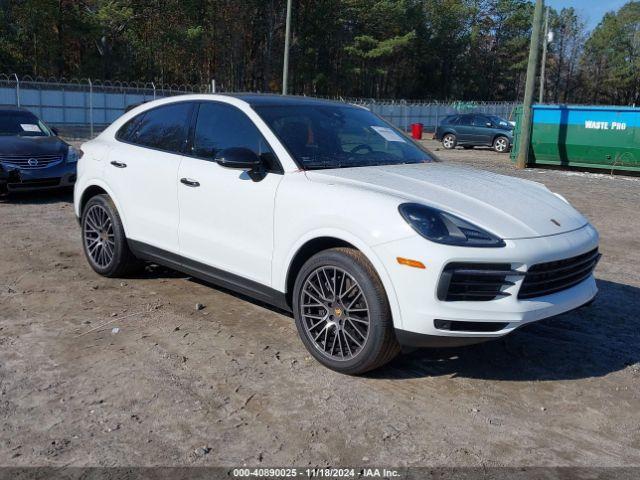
[545,0,628,30]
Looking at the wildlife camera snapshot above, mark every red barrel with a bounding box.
[411,123,423,140]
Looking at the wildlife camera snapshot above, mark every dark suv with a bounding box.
[435,113,513,153]
[0,107,80,192]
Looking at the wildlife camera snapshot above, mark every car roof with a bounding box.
[223,93,354,108]
[0,106,36,115]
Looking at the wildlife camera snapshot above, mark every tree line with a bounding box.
[0,0,638,104]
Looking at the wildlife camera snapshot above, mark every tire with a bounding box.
[292,247,400,374]
[493,136,509,153]
[81,194,142,277]
[442,133,457,150]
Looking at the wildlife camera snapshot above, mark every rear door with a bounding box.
[105,102,194,253]
[455,115,475,143]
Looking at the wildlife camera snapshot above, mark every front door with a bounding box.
[177,101,284,286]
[472,114,493,145]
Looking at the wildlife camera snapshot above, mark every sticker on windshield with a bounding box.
[20,124,42,132]
[371,126,406,143]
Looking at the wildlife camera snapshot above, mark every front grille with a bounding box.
[438,262,521,301]
[0,154,63,169]
[518,248,600,299]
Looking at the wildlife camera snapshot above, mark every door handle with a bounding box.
[110,161,127,168]
[180,178,200,187]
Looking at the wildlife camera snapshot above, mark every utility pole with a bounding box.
[539,6,550,104]
[516,0,545,169]
[282,0,293,95]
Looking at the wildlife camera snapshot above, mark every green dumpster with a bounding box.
[510,105,640,172]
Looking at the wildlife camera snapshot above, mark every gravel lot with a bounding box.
[0,138,638,468]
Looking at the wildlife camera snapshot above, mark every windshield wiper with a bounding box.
[300,155,345,170]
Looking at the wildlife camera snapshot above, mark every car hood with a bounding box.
[305,162,588,240]
[0,135,67,156]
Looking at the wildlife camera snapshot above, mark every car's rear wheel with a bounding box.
[442,134,457,149]
[493,136,509,153]
[81,194,141,277]
[292,248,400,374]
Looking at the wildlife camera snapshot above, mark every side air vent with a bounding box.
[438,262,522,302]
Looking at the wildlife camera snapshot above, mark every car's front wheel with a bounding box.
[493,136,509,153]
[292,248,400,374]
[81,194,141,277]
[442,133,457,149]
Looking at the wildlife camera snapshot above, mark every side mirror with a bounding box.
[215,147,262,170]
[485,122,492,128]
[214,147,267,181]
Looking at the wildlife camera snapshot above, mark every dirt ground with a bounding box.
[0,138,639,468]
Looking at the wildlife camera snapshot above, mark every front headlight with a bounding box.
[65,146,83,163]
[398,203,505,247]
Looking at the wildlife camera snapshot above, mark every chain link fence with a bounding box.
[0,74,519,138]
[0,74,211,137]
[347,98,519,132]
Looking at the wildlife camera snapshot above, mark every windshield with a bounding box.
[254,104,434,169]
[489,115,513,130]
[0,111,51,137]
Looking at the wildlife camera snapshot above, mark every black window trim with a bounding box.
[114,100,196,156]
[184,100,284,175]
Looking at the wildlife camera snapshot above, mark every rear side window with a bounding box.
[117,102,193,154]
[191,102,281,172]
[442,115,458,125]
[458,115,473,126]
[116,115,142,142]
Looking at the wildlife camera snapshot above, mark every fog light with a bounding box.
[434,319,452,330]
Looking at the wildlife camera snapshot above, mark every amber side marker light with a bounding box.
[396,257,426,269]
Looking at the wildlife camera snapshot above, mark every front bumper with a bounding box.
[373,224,599,345]
[1,161,77,191]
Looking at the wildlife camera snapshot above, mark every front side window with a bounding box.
[118,102,193,153]
[473,115,491,127]
[458,115,473,126]
[191,102,279,171]
[489,115,513,130]
[0,111,51,137]
[254,104,433,170]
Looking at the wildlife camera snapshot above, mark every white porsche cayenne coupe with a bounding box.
[74,94,600,374]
